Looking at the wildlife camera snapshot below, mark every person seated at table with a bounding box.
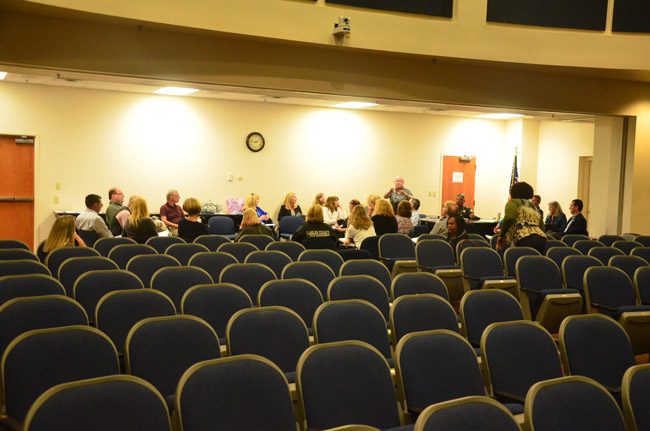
[313,193,326,206]
[160,189,185,236]
[396,200,414,236]
[291,204,338,246]
[37,215,86,263]
[544,200,567,235]
[124,196,158,244]
[430,201,458,236]
[244,193,272,224]
[366,194,381,217]
[456,193,480,220]
[277,192,303,222]
[371,198,398,236]
[446,214,468,257]
[410,198,421,226]
[323,196,347,234]
[236,208,275,241]
[343,205,376,248]
[178,197,209,243]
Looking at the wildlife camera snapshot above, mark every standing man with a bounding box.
[563,198,589,236]
[160,189,185,236]
[384,176,413,211]
[531,194,543,221]
[106,187,126,236]
[75,194,112,238]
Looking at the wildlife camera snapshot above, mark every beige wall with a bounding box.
[0,81,595,243]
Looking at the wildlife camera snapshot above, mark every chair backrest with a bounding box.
[299,249,345,274]
[631,246,650,264]
[46,247,100,278]
[416,239,457,270]
[456,239,491,261]
[58,256,118,296]
[2,326,120,422]
[562,234,590,247]
[411,224,429,238]
[481,321,563,402]
[181,283,252,342]
[337,248,372,261]
[77,230,101,247]
[588,246,625,264]
[460,290,524,347]
[419,234,447,242]
[23,375,171,431]
[176,355,295,431]
[93,236,137,257]
[192,234,231,251]
[145,236,186,254]
[515,255,564,319]
[328,275,390,321]
[0,260,51,277]
[546,246,582,269]
[282,261,336,299]
[126,254,180,288]
[73,269,143,321]
[609,255,648,281]
[559,314,635,391]
[636,236,650,247]
[219,263,276,306]
[391,294,458,344]
[415,396,520,431]
[574,239,605,255]
[0,248,38,261]
[635,266,650,305]
[340,259,391,294]
[108,244,157,269]
[238,234,275,250]
[622,364,650,431]
[125,315,221,399]
[0,295,88,358]
[503,246,541,276]
[95,289,176,354]
[227,306,309,376]
[217,242,258,263]
[525,376,626,431]
[265,240,306,261]
[301,237,337,250]
[278,215,305,238]
[598,235,626,247]
[187,251,237,281]
[296,341,401,430]
[207,216,236,236]
[544,239,566,252]
[561,255,602,291]
[314,300,392,359]
[391,272,449,301]
[245,250,292,278]
[396,330,486,416]
[150,266,213,309]
[359,236,380,260]
[0,239,30,250]
[378,233,415,260]
[584,266,637,316]
[0,274,64,306]
[613,240,643,255]
[164,243,210,265]
[258,279,323,329]
[460,247,507,290]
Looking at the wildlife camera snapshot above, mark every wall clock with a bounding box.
[246,132,265,152]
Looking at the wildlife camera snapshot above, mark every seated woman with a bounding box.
[446,214,468,256]
[545,200,568,235]
[313,193,325,207]
[371,198,398,236]
[343,205,376,248]
[178,197,208,243]
[236,208,275,241]
[366,194,381,217]
[37,215,86,263]
[396,200,414,236]
[291,204,338,247]
[244,193,272,224]
[277,192,303,222]
[124,196,158,244]
[323,196,346,234]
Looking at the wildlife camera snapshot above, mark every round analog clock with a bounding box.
[246,132,265,152]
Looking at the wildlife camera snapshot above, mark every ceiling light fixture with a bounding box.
[476,113,524,120]
[332,101,379,109]
[154,86,199,96]
[0,72,7,80]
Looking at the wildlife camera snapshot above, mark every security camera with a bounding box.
[333,16,351,35]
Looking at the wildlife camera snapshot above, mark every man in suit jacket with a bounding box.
[563,198,588,236]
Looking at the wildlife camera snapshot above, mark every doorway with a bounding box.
[0,135,35,249]
[441,155,476,211]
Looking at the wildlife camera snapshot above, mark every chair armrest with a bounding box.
[519,287,542,296]
[591,302,617,312]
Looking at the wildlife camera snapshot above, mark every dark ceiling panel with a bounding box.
[487,0,607,31]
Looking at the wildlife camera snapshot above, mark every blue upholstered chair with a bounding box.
[93,236,137,257]
[390,294,458,345]
[613,240,644,255]
[328,275,390,321]
[598,234,626,247]
[164,243,209,265]
[0,248,38,261]
[298,249,345,275]
[238,234,275,250]
[561,255,602,292]
[0,260,51,277]
[588,246,624,265]
[503,246,540,277]
[622,364,650,431]
[150,266,213,309]
[282,261,336,299]
[45,247,100,278]
[219,263,276,306]
[609,255,648,281]
[108,244,157,269]
[57,256,118,296]
[460,247,516,296]
[192,234,231,252]
[0,274,64,306]
[278,215,305,240]
[187,251,237,281]
[258,279,323,331]
[73,269,143,322]
[391,272,449,301]
[340,259,392,294]
[266,240,306,261]
[0,239,30,250]
[145,235,186,254]
[245,250,292,278]
[459,289,523,348]
[546,246,581,269]
[217,242,258,263]
[414,396,520,431]
[207,216,236,240]
[125,254,180,288]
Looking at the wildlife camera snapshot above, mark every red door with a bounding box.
[441,155,476,211]
[0,135,35,249]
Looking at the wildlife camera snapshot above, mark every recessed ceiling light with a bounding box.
[0,72,7,80]
[332,101,379,109]
[154,87,199,96]
[476,113,524,120]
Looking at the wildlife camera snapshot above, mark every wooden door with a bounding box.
[0,135,35,249]
[441,155,476,211]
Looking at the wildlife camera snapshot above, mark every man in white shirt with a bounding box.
[75,194,113,238]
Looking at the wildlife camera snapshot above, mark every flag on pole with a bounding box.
[509,148,519,188]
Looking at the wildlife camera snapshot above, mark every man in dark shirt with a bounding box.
[160,189,185,236]
[563,198,589,236]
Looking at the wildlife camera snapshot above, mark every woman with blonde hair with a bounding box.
[37,215,86,263]
[291,204,337,247]
[178,197,208,242]
[366,194,381,217]
[236,208,274,241]
[323,196,346,232]
[243,193,271,224]
[278,192,303,222]
[545,200,568,235]
[124,196,158,244]
[371,198,398,236]
[313,193,325,206]
[343,205,376,248]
